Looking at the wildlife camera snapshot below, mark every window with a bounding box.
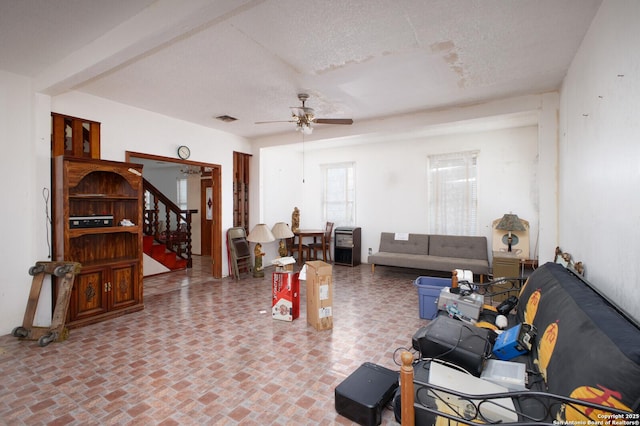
[428,151,478,235]
[177,178,188,211]
[322,162,355,226]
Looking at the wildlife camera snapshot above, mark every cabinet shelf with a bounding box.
[69,226,141,237]
[78,257,139,269]
[70,193,139,200]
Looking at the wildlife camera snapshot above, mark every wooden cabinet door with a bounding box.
[51,113,100,159]
[110,262,139,311]
[71,268,108,322]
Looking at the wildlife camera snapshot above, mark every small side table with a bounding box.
[520,258,538,277]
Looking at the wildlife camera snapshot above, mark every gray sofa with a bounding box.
[367,232,490,281]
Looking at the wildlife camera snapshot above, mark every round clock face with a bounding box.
[177,145,190,159]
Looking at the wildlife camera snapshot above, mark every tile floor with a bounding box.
[0,257,432,425]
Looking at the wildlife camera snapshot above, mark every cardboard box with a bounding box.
[272,271,300,321]
[304,261,333,331]
[272,256,295,272]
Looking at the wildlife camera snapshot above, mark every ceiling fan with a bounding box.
[256,93,353,134]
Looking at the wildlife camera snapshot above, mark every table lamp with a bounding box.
[246,224,275,278]
[496,213,526,252]
[271,222,295,257]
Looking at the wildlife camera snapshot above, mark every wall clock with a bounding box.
[177,145,191,159]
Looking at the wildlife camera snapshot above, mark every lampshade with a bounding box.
[271,222,294,239]
[496,214,527,232]
[246,224,275,243]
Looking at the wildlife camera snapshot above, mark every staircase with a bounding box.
[143,235,188,270]
[143,178,197,271]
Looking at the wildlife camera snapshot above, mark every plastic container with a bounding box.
[480,359,527,391]
[414,276,451,319]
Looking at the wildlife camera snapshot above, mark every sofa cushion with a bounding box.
[517,262,640,418]
[428,234,488,261]
[378,232,430,255]
[422,255,490,275]
[367,252,434,270]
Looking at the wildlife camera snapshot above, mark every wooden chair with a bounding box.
[227,227,252,280]
[286,237,310,263]
[309,222,334,262]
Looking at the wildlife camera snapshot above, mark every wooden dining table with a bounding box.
[294,229,327,264]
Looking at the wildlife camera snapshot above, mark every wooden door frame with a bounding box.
[126,151,222,278]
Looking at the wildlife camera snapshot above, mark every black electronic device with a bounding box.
[412,314,492,376]
[334,227,361,266]
[69,215,114,229]
[496,295,519,315]
[335,362,399,426]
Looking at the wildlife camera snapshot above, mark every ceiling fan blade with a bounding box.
[313,118,353,125]
[255,120,297,124]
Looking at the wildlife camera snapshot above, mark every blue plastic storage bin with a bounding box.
[414,276,451,319]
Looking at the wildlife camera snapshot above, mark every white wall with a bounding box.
[558,0,640,321]
[257,123,540,267]
[1,71,40,333]
[252,94,559,265]
[144,166,182,204]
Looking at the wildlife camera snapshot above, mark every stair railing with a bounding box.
[143,177,198,268]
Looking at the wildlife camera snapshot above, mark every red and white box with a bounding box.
[272,271,300,321]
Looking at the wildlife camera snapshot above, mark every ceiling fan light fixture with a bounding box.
[296,122,313,134]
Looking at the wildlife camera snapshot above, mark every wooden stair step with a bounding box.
[143,236,154,254]
[147,244,186,271]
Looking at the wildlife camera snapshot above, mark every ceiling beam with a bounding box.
[33,0,262,95]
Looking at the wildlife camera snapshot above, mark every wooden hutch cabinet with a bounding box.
[54,156,144,328]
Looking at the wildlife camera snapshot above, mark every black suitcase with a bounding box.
[412,314,492,376]
[335,362,399,426]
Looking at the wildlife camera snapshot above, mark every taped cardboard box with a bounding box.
[304,260,333,331]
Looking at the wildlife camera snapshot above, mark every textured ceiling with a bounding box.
[0,0,602,139]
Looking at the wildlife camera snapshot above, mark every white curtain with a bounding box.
[321,162,356,227]
[428,151,478,235]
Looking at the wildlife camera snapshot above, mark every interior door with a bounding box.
[201,178,212,256]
